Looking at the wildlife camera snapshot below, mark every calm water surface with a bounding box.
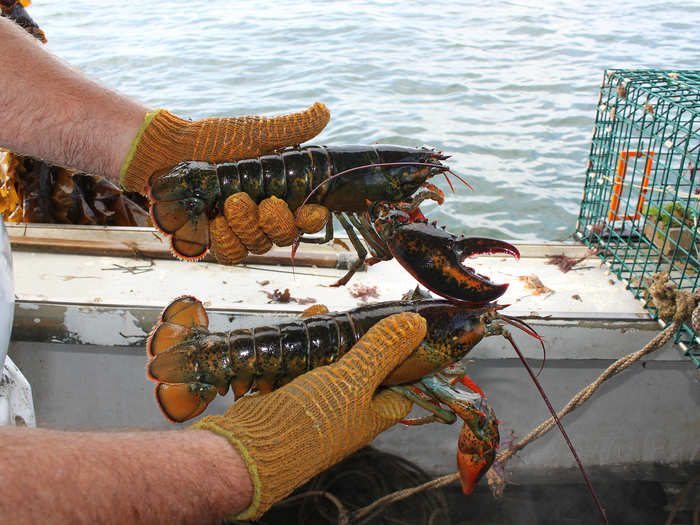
[30,0,700,240]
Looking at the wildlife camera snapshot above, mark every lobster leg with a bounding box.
[332,212,368,287]
[404,182,445,210]
[346,213,389,260]
[391,383,458,425]
[298,216,334,244]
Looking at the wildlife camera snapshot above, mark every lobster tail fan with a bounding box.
[170,218,211,261]
[148,345,193,383]
[147,296,209,358]
[150,200,190,234]
[154,383,217,423]
[147,322,194,357]
[160,296,209,328]
[150,200,210,260]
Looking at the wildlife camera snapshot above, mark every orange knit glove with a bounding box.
[119,102,330,194]
[119,103,331,261]
[190,312,426,520]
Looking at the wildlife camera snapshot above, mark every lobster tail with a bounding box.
[147,295,209,357]
[154,383,217,423]
[159,295,209,328]
[147,296,217,422]
[149,162,220,260]
[148,345,192,382]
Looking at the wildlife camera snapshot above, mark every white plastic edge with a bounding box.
[0,356,36,427]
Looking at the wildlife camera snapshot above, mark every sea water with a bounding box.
[29,0,700,240]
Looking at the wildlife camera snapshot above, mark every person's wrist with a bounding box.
[191,415,274,520]
[119,109,190,193]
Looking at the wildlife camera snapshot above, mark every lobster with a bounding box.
[145,294,540,493]
[147,145,519,304]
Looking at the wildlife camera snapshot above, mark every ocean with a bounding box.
[29,0,700,241]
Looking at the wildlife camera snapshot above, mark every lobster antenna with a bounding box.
[297,162,458,212]
[502,332,608,524]
[445,169,473,191]
[442,172,455,193]
[500,314,547,375]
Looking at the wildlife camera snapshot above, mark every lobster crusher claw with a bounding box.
[376,211,520,304]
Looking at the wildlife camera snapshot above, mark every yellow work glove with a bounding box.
[119,102,331,261]
[119,102,330,194]
[191,312,426,521]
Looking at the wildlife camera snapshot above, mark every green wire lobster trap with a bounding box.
[576,70,700,367]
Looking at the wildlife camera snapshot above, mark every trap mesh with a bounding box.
[576,70,700,367]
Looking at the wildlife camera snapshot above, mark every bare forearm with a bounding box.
[0,427,253,525]
[0,17,148,181]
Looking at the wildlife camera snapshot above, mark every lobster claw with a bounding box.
[395,374,500,494]
[380,213,519,304]
[456,406,500,494]
[449,236,520,303]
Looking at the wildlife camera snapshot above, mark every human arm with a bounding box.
[0,426,253,525]
[0,16,147,181]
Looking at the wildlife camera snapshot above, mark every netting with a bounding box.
[576,69,700,367]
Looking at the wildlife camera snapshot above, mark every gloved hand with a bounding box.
[191,312,427,520]
[119,102,330,194]
[119,102,331,262]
